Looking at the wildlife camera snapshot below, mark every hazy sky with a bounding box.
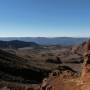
[0,0,90,37]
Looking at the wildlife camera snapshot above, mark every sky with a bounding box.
[0,0,90,37]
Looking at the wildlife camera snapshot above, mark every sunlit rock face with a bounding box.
[82,39,90,80]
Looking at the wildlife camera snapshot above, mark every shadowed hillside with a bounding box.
[0,40,38,49]
[0,49,50,84]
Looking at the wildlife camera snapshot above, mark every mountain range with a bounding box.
[0,37,88,45]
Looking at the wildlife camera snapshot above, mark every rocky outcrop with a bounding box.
[40,65,77,90]
[81,39,90,80]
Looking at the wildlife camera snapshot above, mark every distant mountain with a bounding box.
[0,37,88,45]
[0,40,38,49]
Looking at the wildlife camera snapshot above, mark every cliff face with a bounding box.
[80,39,90,90]
[82,39,90,80]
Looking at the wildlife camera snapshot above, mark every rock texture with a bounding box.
[81,39,90,80]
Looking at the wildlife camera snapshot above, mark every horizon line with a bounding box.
[0,36,89,38]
